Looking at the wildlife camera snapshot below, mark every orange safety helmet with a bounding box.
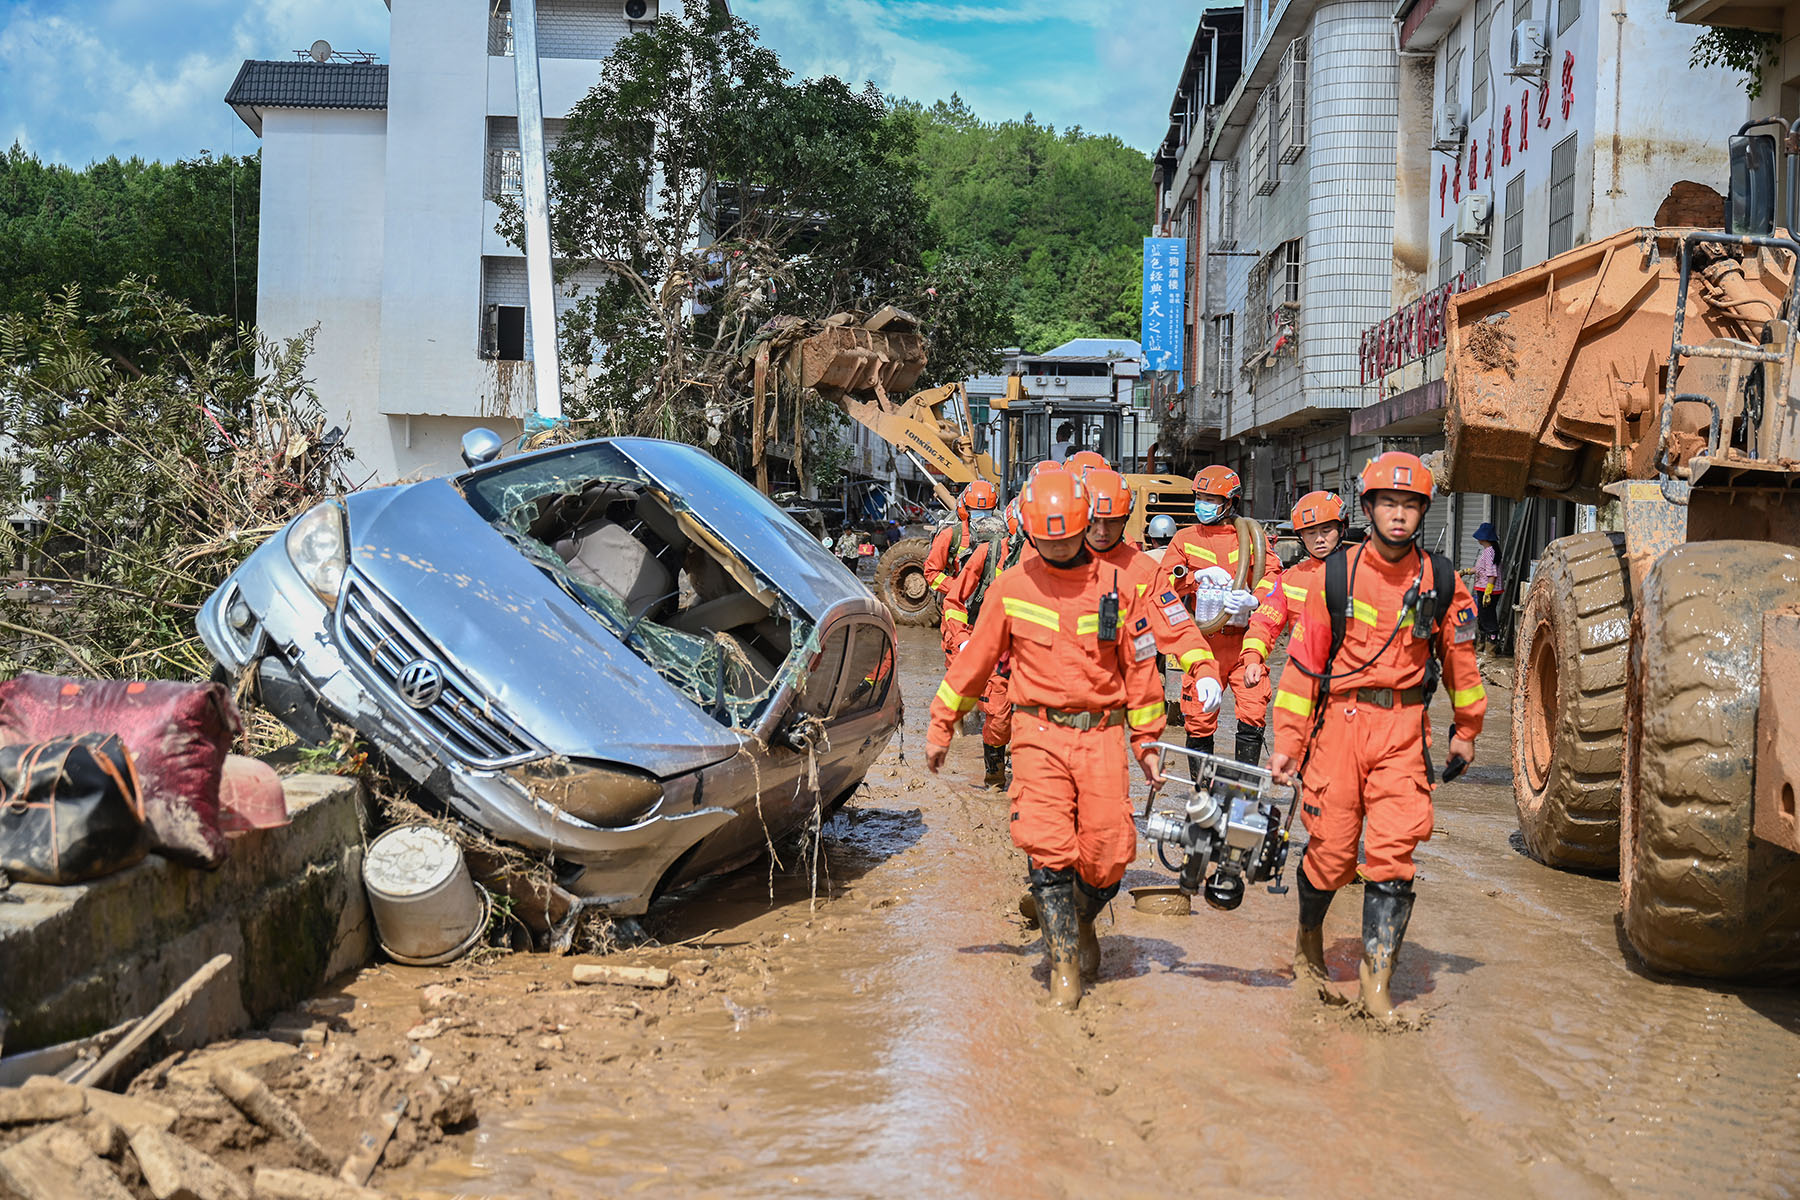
[1085,468,1134,518]
[1066,450,1109,478]
[1020,471,1091,540]
[1028,460,1067,481]
[1193,464,1243,500]
[964,479,1000,512]
[1290,490,1346,531]
[1359,451,1434,499]
[1005,497,1022,539]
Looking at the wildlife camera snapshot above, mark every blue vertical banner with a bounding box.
[1140,237,1185,376]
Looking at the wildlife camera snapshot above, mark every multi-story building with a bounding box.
[1356,0,1742,561]
[226,1,653,483]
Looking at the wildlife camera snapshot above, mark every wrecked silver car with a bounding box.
[199,435,901,914]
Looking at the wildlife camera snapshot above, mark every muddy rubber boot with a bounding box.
[1029,866,1083,1010]
[1185,733,1213,782]
[1293,859,1341,1002]
[1233,723,1265,766]
[1357,877,1416,1022]
[1072,877,1119,983]
[982,744,1008,790]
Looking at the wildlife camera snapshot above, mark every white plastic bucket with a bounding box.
[362,824,489,966]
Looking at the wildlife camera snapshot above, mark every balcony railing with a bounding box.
[489,10,513,56]
[488,148,523,199]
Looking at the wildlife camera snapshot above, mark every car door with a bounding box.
[814,619,899,805]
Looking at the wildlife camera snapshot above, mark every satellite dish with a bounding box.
[309,39,332,63]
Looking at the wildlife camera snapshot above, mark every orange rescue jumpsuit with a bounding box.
[1092,539,1221,685]
[930,555,1167,889]
[1241,553,1329,667]
[923,518,973,663]
[1160,523,1281,735]
[944,536,1027,749]
[1270,544,1487,888]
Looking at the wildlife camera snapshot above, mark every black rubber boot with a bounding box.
[1072,877,1120,983]
[1028,865,1083,1010]
[1233,723,1265,766]
[1358,877,1417,1022]
[1185,732,1214,782]
[1293,857,1341,1003]
[982,744,1008,790]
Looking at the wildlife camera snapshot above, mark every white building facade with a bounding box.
[227,1,653,484]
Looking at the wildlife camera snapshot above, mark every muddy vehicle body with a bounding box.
[200,436,901,915]
[1443,121,1800,979]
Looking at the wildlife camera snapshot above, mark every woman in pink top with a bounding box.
[1471,521,1502,649]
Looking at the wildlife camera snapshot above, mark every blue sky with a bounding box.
[0,0,1202,167]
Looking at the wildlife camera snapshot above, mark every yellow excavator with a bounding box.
[753,309,1197,624]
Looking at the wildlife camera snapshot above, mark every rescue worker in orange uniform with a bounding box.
[1083,469,1223,716]
[943,509,1025,788]
[1267,453,1487,1022]
[923,480,1000,666]
[1066,449,1109,478]
[1239,491,1347,690]
[1159,465,1281,766]
[926,471,1168,1011]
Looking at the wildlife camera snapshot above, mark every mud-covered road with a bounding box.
[185,627,1800,1199]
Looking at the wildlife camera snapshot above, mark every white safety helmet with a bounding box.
[1146,514,1178,544]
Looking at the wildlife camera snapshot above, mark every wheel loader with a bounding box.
[1441,119,1800,981]
[763,311,1195,627]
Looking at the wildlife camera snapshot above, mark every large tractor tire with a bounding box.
[1511,532,1632,871]
[875,537,940,627]
[1623,541,1800,980]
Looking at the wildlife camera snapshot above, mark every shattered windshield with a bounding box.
[459,443,806,727]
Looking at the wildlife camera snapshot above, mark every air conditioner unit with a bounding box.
[1035,375,1049,386]
[1509,20,1548,77]
[1455,193,1492,244]
[1431,107,1466,151]
[623,0,657,20]
[1054,377,1067,386]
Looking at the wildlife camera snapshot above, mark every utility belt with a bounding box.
[1331,686,1426,709]
[1013,705,1124,731]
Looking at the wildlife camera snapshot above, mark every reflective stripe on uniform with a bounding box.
[1176,647,1214,670]
[1282,583,1308,602]
[1352,598,1379,626]
[930,572,948,588]
[1242,636,1270,658]
[1002,596,1061,630]
[1183,543,1218,564]
[1451,682,1487,708]
[936,680,978,712]
[1226,550,1240,564]
[1274,689,1313,717]
[943,607,969,624]
[1076,613,1100,635]
[1127,701,1166,726]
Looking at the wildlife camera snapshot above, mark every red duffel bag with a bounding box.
[0,674,242,868]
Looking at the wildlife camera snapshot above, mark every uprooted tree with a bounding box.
[0,279,352,686]
[501,0,1013,490]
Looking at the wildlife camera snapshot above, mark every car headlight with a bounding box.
[508,759,663,828]
[285,502,348,605]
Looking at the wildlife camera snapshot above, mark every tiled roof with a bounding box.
[225,60,388,135]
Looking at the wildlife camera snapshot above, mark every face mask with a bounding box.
[1195,499,1229,524]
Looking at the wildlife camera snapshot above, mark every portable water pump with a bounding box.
[1141,742,1296,911]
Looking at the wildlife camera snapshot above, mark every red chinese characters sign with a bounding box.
[1358,272,1477,384]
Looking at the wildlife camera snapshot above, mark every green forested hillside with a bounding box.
[897,95,1152,354]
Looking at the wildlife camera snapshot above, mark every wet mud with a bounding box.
[166,628,1800,1199]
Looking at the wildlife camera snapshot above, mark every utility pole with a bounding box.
[511,0,562,421]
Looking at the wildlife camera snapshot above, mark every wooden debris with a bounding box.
[77,954,234,1090]
[337,1092,406,1187]
[211,1065,333,1172]
[129,1126,248,1200]
[571,964,671,989]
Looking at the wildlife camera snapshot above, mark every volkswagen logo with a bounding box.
[395,658,445,709]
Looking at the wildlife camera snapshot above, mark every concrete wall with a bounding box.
[255,109,387,458]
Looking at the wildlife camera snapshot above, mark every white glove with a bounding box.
[1224,589,1259,616]
[1194,676,1223,714]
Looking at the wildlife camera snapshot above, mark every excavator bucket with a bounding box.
[795,309,928,403]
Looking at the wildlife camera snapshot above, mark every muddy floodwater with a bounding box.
[294,627,1798,1199]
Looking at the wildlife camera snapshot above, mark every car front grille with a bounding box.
[337,578,538,768]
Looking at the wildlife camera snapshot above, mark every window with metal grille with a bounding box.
[1472,0,1493,120]
[1278,38,1308,164]
[1254,89,1278,195]
[488,147,523,199]
[1279,239,1301,304]
[1439,227,1455,287]
[1213,314,1234,392]
[1557,0,1577,35]
[1216,162,1238,248]
[1503,171,1525,274]
[1444,26,1463,106]
[1548,133,1578,255]
[1512,0,1532,24]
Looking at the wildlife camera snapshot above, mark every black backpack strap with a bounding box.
[1416,550,1455,784]
[1296,546,1355,777]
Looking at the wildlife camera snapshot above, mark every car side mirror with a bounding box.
[1728,133,1778,236]
[461,427,505,468]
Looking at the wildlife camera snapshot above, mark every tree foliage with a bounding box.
[896,96,1154,353]
[1689,27,1780,100]
[0,146,259,327]
[504,0,1013,471]
[0,280,350,682]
